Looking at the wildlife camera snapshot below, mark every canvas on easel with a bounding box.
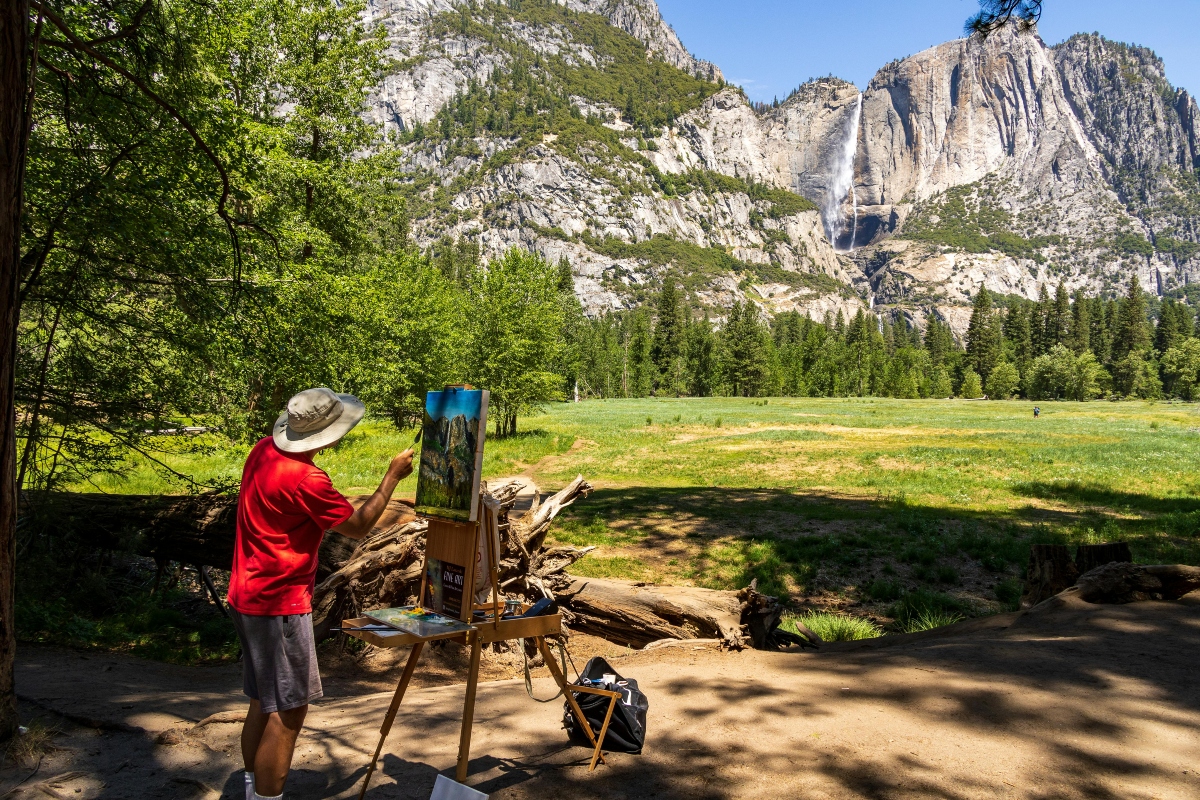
[415,387,489,523]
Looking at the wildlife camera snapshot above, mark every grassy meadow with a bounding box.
[79,397,1200,629]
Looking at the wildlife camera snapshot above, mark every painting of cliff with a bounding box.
[415,388,489,523]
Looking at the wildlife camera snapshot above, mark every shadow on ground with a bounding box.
[6,595,1199,799]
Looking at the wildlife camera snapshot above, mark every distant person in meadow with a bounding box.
[227,388,414,800]
[1034,407,1041,418]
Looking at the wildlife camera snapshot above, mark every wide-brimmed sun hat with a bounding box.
[273,387,366,453]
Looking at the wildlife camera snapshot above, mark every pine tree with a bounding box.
[556,256,574,293]
[626,310,654,397]
[1154,298,1191,353]
[1051,281,1071,348]
[650,278,683,390]
[721,301,771,397]
[924,319,955,367]
[1032,284,1052,356]
[966,287,1001,383]
[1070,292,1091,354]
[1112,276,1151,361]
[1004,302,1034,393]
[1103,298,1121,365]
[684,315,717,397]
[1089,299,1112,365]
[846,309,875,396]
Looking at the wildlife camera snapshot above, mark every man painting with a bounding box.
[227,387,414,799]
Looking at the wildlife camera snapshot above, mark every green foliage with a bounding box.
[783,612,883,642]
[465,249,567,435]
[966,287,1002,382]
[1161,339,1200,400]
[416,0,719,152]
[959,368,984,399]
[986,361,1021,399]
[1028,346,1108,401]
[580,233,840,295]
[1111,232,1155,257]
[889,589,970,632]
[900,183,1059,261]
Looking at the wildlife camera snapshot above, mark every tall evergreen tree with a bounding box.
[650,278,683,390]
[683,315,718,397]
[1070,292,1091,354]
[1155,298,1191,353]
[626,309,654,397]
[1032,284,1052,356]
[924,318,956,367]
[1004,302,1034,393]
[1050,281,1071,348]
[1112,276,1151,361]
[966,287,1001,383]
[720,301,771,397]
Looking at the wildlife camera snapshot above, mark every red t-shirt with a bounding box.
[227,438,354,616]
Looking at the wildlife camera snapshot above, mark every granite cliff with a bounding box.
[369,1,1200,332]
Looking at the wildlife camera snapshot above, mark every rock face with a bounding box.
[856,26,1109,242]
[567,0,723,82]
[1053,34,1200,244]
[365,1,1200,333]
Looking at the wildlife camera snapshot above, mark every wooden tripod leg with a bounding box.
[587,695,619,772]
[537,637,606,767]
[455,629,483,782]
[358,641,424,800]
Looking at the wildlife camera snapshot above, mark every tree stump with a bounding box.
[1074,542,1132,575]
[1020,544,1079,609]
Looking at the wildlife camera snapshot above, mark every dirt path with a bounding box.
[4,594,1199,799]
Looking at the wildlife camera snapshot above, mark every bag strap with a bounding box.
[522,637,569,703]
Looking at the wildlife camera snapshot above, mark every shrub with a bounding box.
[986,361,1020,399]
[899,608,964,633]
[783,612,883,642]
[959,368,983,399]
[865,578,903,601]
[888,589,969,631]
[994,578,1022,610]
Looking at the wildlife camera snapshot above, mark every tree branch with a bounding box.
[31,1,243,283]
[966,0,1042,37]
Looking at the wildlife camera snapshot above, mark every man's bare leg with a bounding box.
[251,704,309,797]
[241,700,269,772]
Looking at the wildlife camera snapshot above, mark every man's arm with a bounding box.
[332,449,415,540]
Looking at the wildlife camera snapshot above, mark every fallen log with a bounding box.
[556,576,820,650]
[21,490,412,575]
[1073,562,1200,604]
[556,577,747,648]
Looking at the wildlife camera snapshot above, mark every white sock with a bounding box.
[244,772,255,800]
[253,793,282,800]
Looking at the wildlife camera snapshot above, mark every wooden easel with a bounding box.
[348,498,621,798]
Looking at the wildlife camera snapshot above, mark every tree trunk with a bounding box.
[556,577,747,648]
[0,0,28,740]
[555,576,820,651]
[1020,544,1079,609]
[1074,541,1132,575]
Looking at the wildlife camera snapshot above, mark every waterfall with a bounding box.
[822,92,863,252]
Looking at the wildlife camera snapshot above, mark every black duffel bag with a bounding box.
[562,656,648,754]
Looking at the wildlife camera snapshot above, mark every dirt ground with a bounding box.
[3,592,1199,799]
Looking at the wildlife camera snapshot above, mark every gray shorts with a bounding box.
[230,609,323,713]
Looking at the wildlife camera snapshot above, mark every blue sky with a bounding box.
[425,388,485,421]
[656,0,1200,101]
